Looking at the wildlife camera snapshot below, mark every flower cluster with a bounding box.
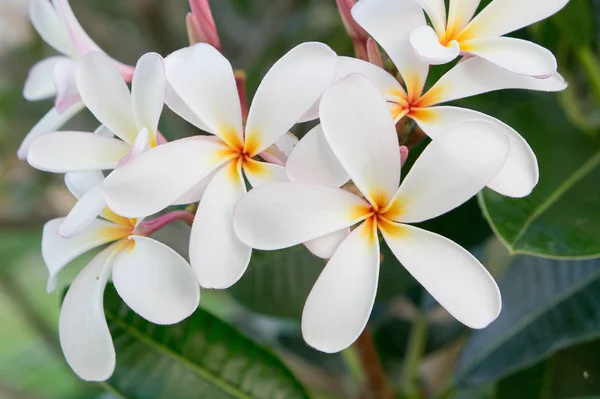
[20,0,568,381]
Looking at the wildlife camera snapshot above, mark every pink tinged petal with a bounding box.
[320,74,400,207]
[42,218,127,293]
[117,128,150,167]
[409,26,461,65]
[53,58,80,113]
[411,106,538,198]
[462,0,570,39]
[164,44,243,143]
[304,228,350,260]
[286,124,349,187]
[29,0,75,57]
[244,42,338,156]
[53,0,102,57]
[76,52,138,144]
[387,120,509,224]
[17,102,85,160]
[233,183,370,251]
[103,136,228,218]
[352,0,428,97]
[461,37,557,77]
[423,57,567,106]
[243,160,288,188]
[131,53,166,138]
[190,161,251,289]
[59,183,106,238]
[413,0,447,35]
[112,236,200,324]
[58,245,117,381]
[23,56,66,101]
[27,132,130,172]
[447,0,480,34]
[164,82,211,133]
[65,170,105,199]
[380,224,501,329]
[302,220,379,353]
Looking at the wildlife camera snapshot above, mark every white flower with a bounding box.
[43,171,199,381]
[18,0,134,159]
[287,16,567,198]
[102,42,338,289]
[27,51,166,238]
[233,74,508,353]
[396,0,567,77]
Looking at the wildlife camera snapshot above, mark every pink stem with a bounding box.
[137,210,195,235]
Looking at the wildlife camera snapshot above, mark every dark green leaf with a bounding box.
[477,96,600,259]
[454,256,600,386]
[102,286,309,399]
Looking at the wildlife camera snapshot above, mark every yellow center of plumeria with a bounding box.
[351,195,408,244]
[96,210,140,250]
[387,84,443,125]
[216,127,269,179]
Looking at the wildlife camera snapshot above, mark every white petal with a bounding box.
[243,160,288,188]
[380,224,501,329]
[409,26,461,65]
[42,218,128,293]
[27,132,130,172]
[190,161,250,289]
[132,53,165,139]
[244,42,337,156]
[352,0,429,97]
[233,183,369,250]
[461,37,557,77]
[23,56,65,101]
[59,245,116,381]
[447,0,480,35]
[171,170,216,206]
[17,102,85,160]
[112,236,200,324]
[413,0,447,35]
[103,136,228,218]
[93,125,115,138]
[29,0,74,57]
[65,170,105,199]
[59,183,106,238]
[335,56,406,101]
[77,52,138,144]
[411,106,538,198]
[53,58,80,113]
[302,220,379,353]
[165,44,243,144]
[53,0,102,57]
[461,0,569,39]
[286,124,349,187]
[386,120,509,223]
[420,57,567,106]
[164,82,211,133]
[320,74,400,207]
[304,228,350,259]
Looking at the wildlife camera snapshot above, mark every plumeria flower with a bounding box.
[288,3,567,198]
[43,171,199,381]
[18,0,134,159]
[405,0,568,76]
[102,42,338,289]
[27,51,166,238]
[234,75,509,352]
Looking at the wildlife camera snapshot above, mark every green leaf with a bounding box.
[454,256,600,386]
[102,285,309,399]
[551,0,594,49]
[477,96,600,259]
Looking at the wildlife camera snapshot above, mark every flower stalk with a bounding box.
[354,327,394,399]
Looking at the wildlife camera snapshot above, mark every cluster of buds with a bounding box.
[19,0,569,381]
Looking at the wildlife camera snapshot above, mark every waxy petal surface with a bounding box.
[304,228,350,260]
[59,183,106,238]
[65,170,105,199]
[29,0,74,57]
[131,53,165,139]
[23,56,65,100]
[409,26,460,65]
[243,160,288,188]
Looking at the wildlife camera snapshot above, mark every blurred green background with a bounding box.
[2,0,600,398]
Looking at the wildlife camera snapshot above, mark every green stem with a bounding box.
[400,314,428,397]
[577,47,600,108]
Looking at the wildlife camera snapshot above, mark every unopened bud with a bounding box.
[336,0,369,60]
[187,0,221,51]
[366,38,383,68]
[400,145,409,166]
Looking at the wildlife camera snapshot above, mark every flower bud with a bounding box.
[336,0,369,60]
[187,0,221,51]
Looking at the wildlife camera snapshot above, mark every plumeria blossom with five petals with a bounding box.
[43,171,199,381]
[288,1,567,198]
[27,51,166,238]
[18,0,135,159]
[102,42,338,289]
[234,74,509,353]
[404,0,568,76]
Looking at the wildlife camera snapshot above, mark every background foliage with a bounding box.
[1,0,600,398]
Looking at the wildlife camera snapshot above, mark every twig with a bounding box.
[354,327,394,399]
